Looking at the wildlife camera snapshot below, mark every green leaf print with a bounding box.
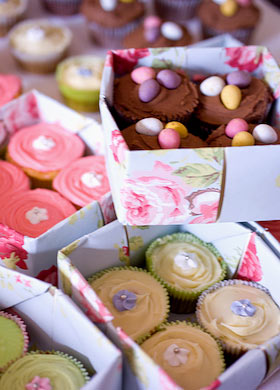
[195,148,224,165]
[150,48,170,56]
[151,58,173,69]
[129,236,144,251]
[173,163,221,188]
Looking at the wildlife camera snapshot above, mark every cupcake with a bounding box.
[0,160,30,196]
[9,19,72,73]
[124,16,193,49]
[141,321,225,390]
[0,351,90,389]
[146,232,227,313]
[197,0,260,44]
[0,74,21,108]
[154,0,201,22]
[53,156,110,208]
[0,310,29,372]
[0,0,27,37]
[56,55,104,112]
[196,279,280,355]
[0,122,9,156]
[81,0,145,49]
[6,122,85,188]
[0,188,76,238]
[41,0,82,15]
[88,266,170,343]
[114,67,199,126]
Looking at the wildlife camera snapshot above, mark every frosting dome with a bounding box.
[0,160,30,196]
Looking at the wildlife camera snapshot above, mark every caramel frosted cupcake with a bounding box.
[0,0,27,37]
[146,232,227,313]
[9,19,72,73]
[88,266,170,343]
[141,321,225,390]
[0,160,30,196]
[196,279,280,355]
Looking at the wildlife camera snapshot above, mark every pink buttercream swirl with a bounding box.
[0,160,30,197]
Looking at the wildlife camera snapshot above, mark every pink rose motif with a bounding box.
[0,224,28,269]
[187,190,220,224]
[110,129,128,164]
[25,376,52,390]
[36,265,58,286]
[112,48,150,75]
[225,47,263,72]
[122,246,129,256]
[99,193,116,224]
[237,232,263,282]
[121,161,192,225]
[158,367,182,390]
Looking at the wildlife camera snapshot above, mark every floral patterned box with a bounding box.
[57,220,280,390]
[100,45,280,225]
[0,266,122,390]
[0,90,115,281]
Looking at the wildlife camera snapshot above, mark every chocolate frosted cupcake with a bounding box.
[41,0,82,15]
[196,280,280,355]
[154,0,201,22]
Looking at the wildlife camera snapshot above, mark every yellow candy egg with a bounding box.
[220,85,242,110]
[232,131,255,146]
[165,121,188,138]
[220,0,238,17]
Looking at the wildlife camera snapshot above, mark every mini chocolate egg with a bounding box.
[232,131,255,146]
[156,69,181,89]
[220,0,238,16]
[158,128,181,149]
[139,79,160,103]
[136,118,164,136]
[220,85,242,110]
[200,76,225,97]
[226,71,252,88]
[160,22,183,41]
[165,121,188,138]
[131,66,156,85]
[225,118,248,138]
[252,124,278,144]
[100,0,117,11]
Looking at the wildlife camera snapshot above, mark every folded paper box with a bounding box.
[0,90,115,280]
[57,220,280,390]
[100,45,280,225]
[0,266,122,390]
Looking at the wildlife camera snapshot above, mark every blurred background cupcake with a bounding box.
[40,0,82,15]
[0,0,28,37]
[0,74,21,108]
[154,0,201,22]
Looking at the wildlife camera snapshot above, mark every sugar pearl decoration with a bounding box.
[225,118,248,138]
[226,71,252,88]
[136,118,164,136]
[156,69,181,89]
[131,66,156,84]
[99,0,117,11]
[200,76,225,97]
[220,85,242,110]
[138,79,160,102]
[158,128,181,149]
[252,124,278,144]
[232,131,255,146]
[161,22,183,41]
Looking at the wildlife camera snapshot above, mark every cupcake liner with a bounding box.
[146,232,227,314]
[41,0,82,15]
[196,279,277,356]
[0,310,29,372]
[201,25,254,45]
[154,0,201,21]
[0,0,28,37]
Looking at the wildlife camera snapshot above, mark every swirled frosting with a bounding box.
[8,122,85,173]
[0,189,76,238]
[0,74,21,107]
[0,354,87,390]
[0,160,30,196]
[141,323,224,390]
[53,156,110,207]
[90,269,169,341]
[198,284,280,350]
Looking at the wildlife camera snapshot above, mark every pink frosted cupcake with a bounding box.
[0,189,76,238]
[0,74,21,108]
[0,160,30,196]
[6,122,85,188]
[53,155,110,208]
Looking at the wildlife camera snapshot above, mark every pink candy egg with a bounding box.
[236,0,251,6]
[131,67,156,85]
[144,16,161,29]
[158,128,181,149]
[225,118,248,138]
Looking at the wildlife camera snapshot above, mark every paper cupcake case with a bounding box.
[0,90,115,279]
[100,45,280,226]
[57,220,280,390]
[0,266,122,390]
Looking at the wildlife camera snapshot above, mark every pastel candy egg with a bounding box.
[226,70,252,88]
[220,0,238,17]
[100,0,117,11]
[200,76,225,97]
[160,22,183,41]
[144,16,161,29]
[135,118,164,136]
[232,131,255,146]
[144,27,160,43]
[138,79,160,103]
[165,121,188,138]
[237,0,251,6]
[213,0,227,3]
[252,124,278,144]
[225,118,248,138]
[220,85,242,110]
[156,69,181,89]
[131,66,156,85]
[158,128,181,149]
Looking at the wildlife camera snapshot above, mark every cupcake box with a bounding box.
[0,266,122,390]
[100,45,280,225]
[57,220,280,389]
[0,90,113,280]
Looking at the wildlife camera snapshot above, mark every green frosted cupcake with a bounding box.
[141,321,225,390]
[0,350,90,389]
[146,232,227,313]
[88,266,170,343]
[56,55,104,112]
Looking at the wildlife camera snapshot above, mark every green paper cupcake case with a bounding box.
[146,232,227,313]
